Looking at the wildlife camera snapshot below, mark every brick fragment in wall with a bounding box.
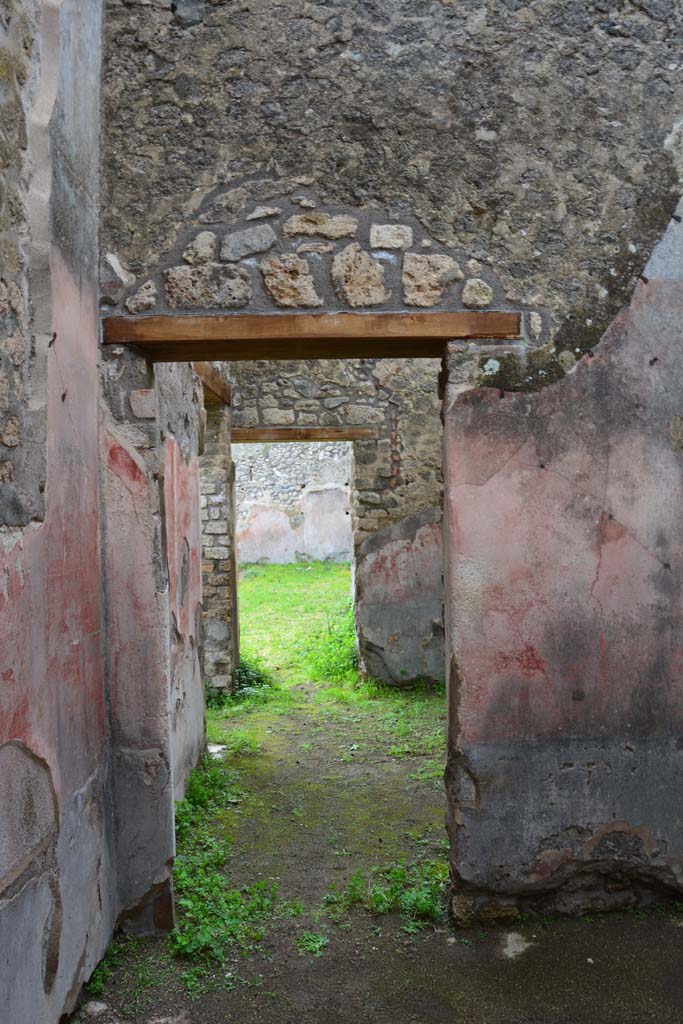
[461,278,494,308]
[205,544,229,559]
[5,334,25,366]
[262,407,295,425]
[1,417,21,447]
[370,224,413,250]
[183,231,216,265]
[125,280,157,313]
[129,389,156,419]
[346,405,385,425]
[221,223,276,261]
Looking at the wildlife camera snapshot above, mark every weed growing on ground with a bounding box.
[85,937,174,1015]
[206,655,276,711]
[170,757,298,987]
[85,939,126,996]
[296,931,330,957]
[323,858,448,933]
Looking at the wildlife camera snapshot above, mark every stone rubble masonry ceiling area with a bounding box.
[102,0,683,387]
[233,440,352,565]
[103,185,542,349]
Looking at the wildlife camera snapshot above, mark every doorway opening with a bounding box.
[197,418,449,990]
[98,308,520,1008]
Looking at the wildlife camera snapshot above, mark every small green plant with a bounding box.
[224,728,260,755]
[304,601,358,683]
[324,858,448,932]
[296,932,329,957]
[234,655,275,694]
[84,939,126,996]
[170,757,297,989]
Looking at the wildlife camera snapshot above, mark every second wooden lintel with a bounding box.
[231,426,379,443]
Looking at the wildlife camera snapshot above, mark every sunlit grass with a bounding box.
[238,562,353,676]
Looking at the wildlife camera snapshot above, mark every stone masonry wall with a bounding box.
[230,357,444,550]
[233,440,352,564]
[0,0,47,525]
[200,401,238,691]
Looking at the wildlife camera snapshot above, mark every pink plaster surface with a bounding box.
[0,253,115,1015]
[359,521,442,604]
[237,505,304,563]
[164,438,204,796]
[236,486,351,564]
[444,279,683,748]
[102,429,170,748]
[165,439,202,637]
[0,251,104,801]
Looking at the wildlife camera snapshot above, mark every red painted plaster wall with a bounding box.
[443,211,683,920]
[0,254,117,1019]
[164,438,204,798]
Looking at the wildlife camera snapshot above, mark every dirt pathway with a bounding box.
[74,566,683,1024]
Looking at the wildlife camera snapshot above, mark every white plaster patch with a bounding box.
[664,116,683,185]
[104,253,135,287]
[501,931,533,959]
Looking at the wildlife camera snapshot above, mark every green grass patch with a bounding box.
[170,757,297,986]
[238,562,353,677]
[323,858,448,933]
[85,939,127,997]
[304,600,358,683]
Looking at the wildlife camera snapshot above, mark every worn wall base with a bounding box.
[447,736,683,924]
[117,877,176,935]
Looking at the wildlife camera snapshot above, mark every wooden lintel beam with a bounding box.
[102,311,521,362]
[231,426,379,443]
[192,361,231,405]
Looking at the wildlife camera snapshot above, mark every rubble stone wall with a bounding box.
[103,0,683,385]
[200,402,239,691]
[0,0,47,525]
